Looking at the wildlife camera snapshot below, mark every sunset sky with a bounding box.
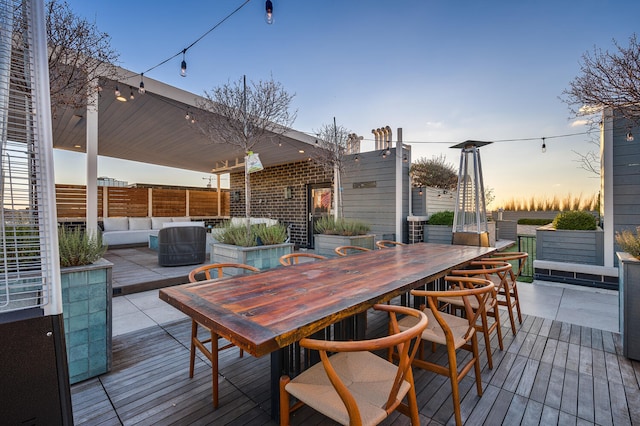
[58,0,640,206]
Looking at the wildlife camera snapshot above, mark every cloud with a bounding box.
[571,119,589,127]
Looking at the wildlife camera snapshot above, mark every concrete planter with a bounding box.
[212,242,294,270]
[313,234,375,257]
[618,252,640,360]
[60,258,113,384]
[536,224,604,265]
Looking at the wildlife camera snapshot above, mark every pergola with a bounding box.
[51,66,318,231]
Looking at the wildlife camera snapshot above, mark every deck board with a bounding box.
[71,308,640,425]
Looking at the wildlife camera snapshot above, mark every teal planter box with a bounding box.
[212,242,294,270]
[61,258,112,384]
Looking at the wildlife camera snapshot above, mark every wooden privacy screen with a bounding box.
[55,185,229,219]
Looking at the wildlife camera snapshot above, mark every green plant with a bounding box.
[517,218,553,226]
[552,210,597,230]
[218,224,257,247]
[254,223,288,245]
[314,216,370,236]
[59,226,107,267]
[615,226,640,259]
[427,211,454,226]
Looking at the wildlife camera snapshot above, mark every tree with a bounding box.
[45,0,119,116]
[196,76,296,225]
[562,34,640,176]
[410,154,458,190]
[562,34,640,124]
[309,119,354,218]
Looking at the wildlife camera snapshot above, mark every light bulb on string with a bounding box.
[138,73,145,94]
[265,0,274,24]
[129,87,135,100]
[185,111,190,121]
[114,86,120,97]
[180,50,187,77]
[541,137,546,153]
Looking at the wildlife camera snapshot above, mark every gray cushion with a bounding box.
[151,217,172,229]
[103,217,128,231]
[128,217,151,230]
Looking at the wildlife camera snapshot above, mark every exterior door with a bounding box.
[307,183,332,248]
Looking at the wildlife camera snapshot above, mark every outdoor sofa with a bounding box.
[101,216,201,246]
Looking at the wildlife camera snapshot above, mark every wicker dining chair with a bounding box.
[334,245,371,256]
[187,262,260,408]
[486,251,528,334]
[441,260,512,369]
[375,240,406,249]
[398,276,494,426]
[279,252,327,266]
[280,304,428,426]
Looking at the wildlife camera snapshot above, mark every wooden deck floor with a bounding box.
[71,304,640,425]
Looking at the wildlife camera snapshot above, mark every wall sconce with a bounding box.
[627,131,634,142]
[231,191,240,202]
[284,187,293,199]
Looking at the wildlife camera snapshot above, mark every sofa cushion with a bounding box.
[163,221,205,228]
[129,217,151,230]
[171,217,191,222]
[151,217,172,229]
[103,217,129,232]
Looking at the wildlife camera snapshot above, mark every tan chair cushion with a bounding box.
[398,308,473,349]
[285,351,411,426]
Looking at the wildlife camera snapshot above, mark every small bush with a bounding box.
[552,210,597,230]
[427,211,454,226]
[254,223,288,245]
[615,226,640,259]
[517,218,553,226]
[314,216,370,236]
[59,226,107,267]
[218,224,257,247]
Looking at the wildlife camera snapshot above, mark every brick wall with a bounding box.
[229,160,332,247]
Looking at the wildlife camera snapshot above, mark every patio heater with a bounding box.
[0,0,72,423]
[450,140,492,247]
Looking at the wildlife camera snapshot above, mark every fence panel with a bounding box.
[107,187,148,217]
[55,185,229,219]
[151,189,186,217]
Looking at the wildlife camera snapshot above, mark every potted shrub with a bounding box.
[535,210,603,265]
[313,216,375,256]
[425,210,454,245]
[58,226,113,384]
[616,226,640,360]
[211,222,294,269]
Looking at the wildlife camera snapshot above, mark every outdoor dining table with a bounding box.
[159,242,495,418]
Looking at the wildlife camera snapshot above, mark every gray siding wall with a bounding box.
[612,114,640,257]
[341,148,410,242]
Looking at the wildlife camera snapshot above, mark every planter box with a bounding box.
[536,225,604,265]
[60,258,113,384]
[618,252,640,360]
[424,225,452,245]
[313,234,375,257]
[212,242,294,270]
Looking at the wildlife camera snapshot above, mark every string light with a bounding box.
[129,87,135,100]
[541,137,546,153]
[138,73,145,94]
[114,86,120,97]
[180,50,187,77]
[185,110,190,121]
[265,0,274,24]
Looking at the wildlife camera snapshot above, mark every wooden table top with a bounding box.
[159,243,495,357]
